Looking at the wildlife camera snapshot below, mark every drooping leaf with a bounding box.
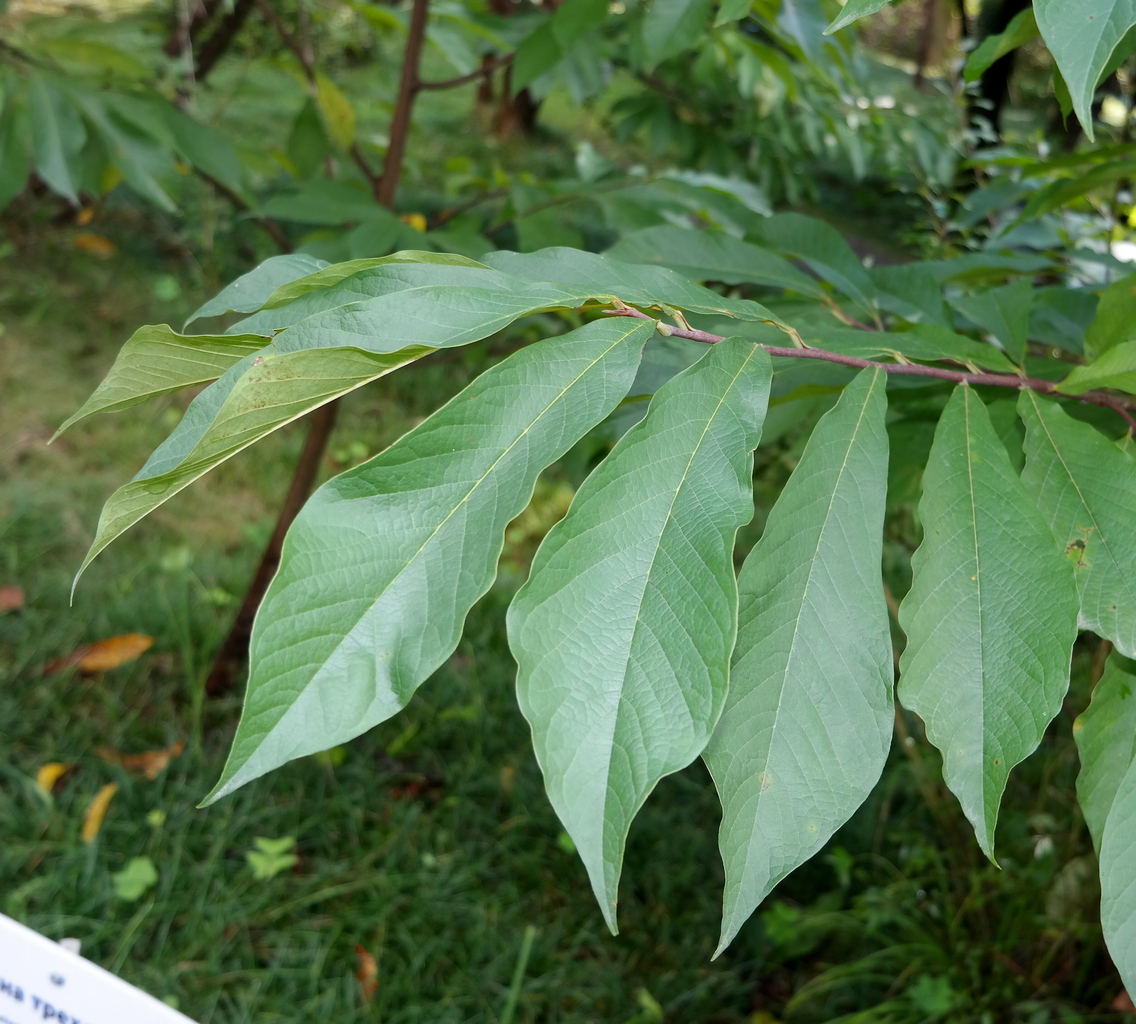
[1018,392,1136,659]
[1074,652,1136,853]
[642,0,715,70]
[898,386,1078,858]
[205,318,655,802]
[824,0,891,35]
[316,73,356,149]
[1058,339,1136,395]
[76,345,431,586]
[27,76,85,204]
[0,87,31,212]
[948,279,1032,363]
[871,263,950,326]
[1085,271,1136,359]
[186,254,329,326]
[55,326,269,436]
[1020,159,1136,220]
[1101,755,1136,994]
[509,338,772,933]
[964,8,1039,82]
[1035,0,1136,138]
[704,368,893,955]
[714,0,751,26]
[605,226,825,297]
[287,96,329,180]
[163,104,248,199]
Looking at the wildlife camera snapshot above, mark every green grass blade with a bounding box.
[1074,651,1136,853]
[205,318,655,803]
[704,368,893,956]
[508,337,772,934]
[898,385,1078,859]
[1019,392,1136,659]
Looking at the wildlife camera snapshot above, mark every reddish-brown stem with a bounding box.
[418,53,514,91]
[377,0,430,207]
[606,307,1136,433]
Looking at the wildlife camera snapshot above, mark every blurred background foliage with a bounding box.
[4,0,1136,1020]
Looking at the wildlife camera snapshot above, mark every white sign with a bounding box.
[0,914,197,1024]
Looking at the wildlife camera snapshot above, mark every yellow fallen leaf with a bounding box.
[95,739,185,780]
[75,207,95,226]
[82,782,118,843]
[72,232,116,257]
[35,762,72,795]
[400,213,427,232]
[44,633,154,675]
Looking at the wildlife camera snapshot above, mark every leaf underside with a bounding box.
[508,337,773,934]
[704,367,894,955]
[898,385,1078,859]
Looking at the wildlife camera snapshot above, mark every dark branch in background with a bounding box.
[418,52,513,91]
[164,0,221,58]
[606,306,1136,433]
[194,0,255,81]
[197,170,292,253]
[427,186,509,230]
[376,0,430,207]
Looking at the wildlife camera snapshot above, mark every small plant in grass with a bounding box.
[55,0,1136,1001]
[246,836,299,880]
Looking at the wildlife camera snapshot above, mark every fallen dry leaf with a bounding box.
[95,740,185,781]
[35,762,72,796]
[0,586,24,613]
[355,944,379,1002]
[44,633,154,675]
[1113,990,1135,1012]
[82,782,119,843]
[75,207,95,227]
[71,232,116,257]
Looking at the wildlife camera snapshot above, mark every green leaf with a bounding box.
[1074,652,1136,853]
[1057,339,1136,395]
[0,86,31,212]
[824,0,891,35]
[1085,272,1136,359]
[714,0,752,26]
[806,324,1017,373]
[316,73,356,149]
[163,105,248,199]
[111,856,158,901]
[27,76,85,204]
[898,386,1078,858]
[948,280,1032,363]
[1018,392,1136,659]
[1035,0,1136,138]
[206,318,655,802]
[964,8,1039,82]
[511,22,561,92]
[256,178,395,225]
[641,0,715,70]
[76,345,430,587]
[1019,160,1136,220]
[287,96,329,180]
[704,368,893,955]
[514,0,608,89]
[247,836,299,879]
[186,254,329,326]
[509,338,772,933]
[871,264,949,326]
[1101,754,1136,995]
[749,213,876,311]
[605,226,826,297]
[54,326,269,436]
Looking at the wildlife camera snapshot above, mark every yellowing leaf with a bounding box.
[0,585,24,612]
[95,739,185,780]
[400,213,427,232]
[82,782,119,843]
[35,762,72,795]
[72,232,116,257]
[45,633,154,675]
[316,73,356,149]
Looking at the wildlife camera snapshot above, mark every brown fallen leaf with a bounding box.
[35,762,73,796]
[44,633,154,675]
[0,586,24,613]
[1112,990,1135,1013]
[355,944,379,1002]
[72,232,116,257]
[95,739,185,781]
[82,782,118,843]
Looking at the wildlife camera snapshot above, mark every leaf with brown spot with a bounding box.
[82,782,118,843]
[95,739,185,780]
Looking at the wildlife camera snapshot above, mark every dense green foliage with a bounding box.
[9,0,1136,1016]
